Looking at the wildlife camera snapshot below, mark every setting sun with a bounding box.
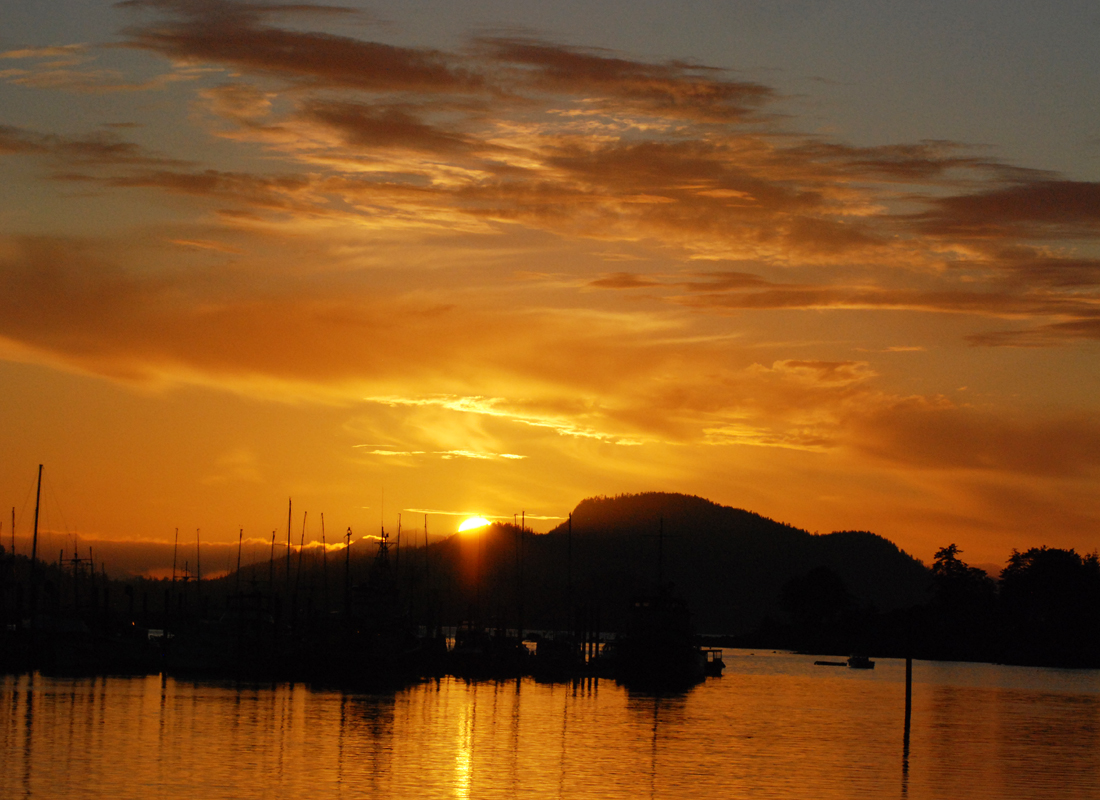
[458,516,491,533]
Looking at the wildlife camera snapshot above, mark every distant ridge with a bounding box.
[545,492,930,634]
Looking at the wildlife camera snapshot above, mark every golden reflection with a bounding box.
[454,694,474,799]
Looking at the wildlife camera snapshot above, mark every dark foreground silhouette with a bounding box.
[1,493,1097,686]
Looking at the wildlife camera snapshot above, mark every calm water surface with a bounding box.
[3,651,1099,799]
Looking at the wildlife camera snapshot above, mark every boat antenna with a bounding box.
[235,527,243,596]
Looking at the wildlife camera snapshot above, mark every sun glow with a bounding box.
[458,516,491,532]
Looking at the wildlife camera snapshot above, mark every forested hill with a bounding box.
[544,492,930,634]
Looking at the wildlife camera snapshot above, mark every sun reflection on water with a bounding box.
[454,695,474,799]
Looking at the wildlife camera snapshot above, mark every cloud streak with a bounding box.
[2,0,1099,558]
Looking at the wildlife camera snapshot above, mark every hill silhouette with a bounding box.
[533,492,930,634]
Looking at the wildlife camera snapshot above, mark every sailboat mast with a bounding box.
[235,527,243,596]
[344,527,352,615]
[30,464,42,570]
[29,464,42,622]
[321,514,328,613]
[285,497,292,598]
[295,511,306,595]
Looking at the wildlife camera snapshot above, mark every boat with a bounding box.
[847,654,875,669]
[701,647,724,676]
[612,583,706,690]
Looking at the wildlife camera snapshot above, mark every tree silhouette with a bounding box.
[999,547,1100,666]
[925,543,996,661]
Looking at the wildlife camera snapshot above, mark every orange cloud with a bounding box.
[3,1,1100,561]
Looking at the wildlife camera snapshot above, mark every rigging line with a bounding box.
[43,471,73,539]
[17,476,35,540]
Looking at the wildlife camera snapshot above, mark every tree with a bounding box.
[998,547,1100,666]
[925,544,996,661]
[931,544,995,607]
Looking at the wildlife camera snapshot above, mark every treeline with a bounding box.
[746,544,1100,668]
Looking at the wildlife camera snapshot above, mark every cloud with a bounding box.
[478,37,773,122]
[918,180,1100,239]
[850,402,1100,478]
[201,447,264,484]
[0,124,186,166]
[0,41,203,93]
[966,316,1100,346]
[120,0,485,93]
[588,272,661,289]
[3,0,1100,544]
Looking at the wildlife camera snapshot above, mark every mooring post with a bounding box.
[904,655,913,742]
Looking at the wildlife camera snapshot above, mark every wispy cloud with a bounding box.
[2,0,1099,532]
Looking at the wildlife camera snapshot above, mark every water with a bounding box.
[3,651,1099,799]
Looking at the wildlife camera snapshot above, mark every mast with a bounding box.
[268,530,276,591]
[285,497,292,599]
[515,514,524,642]
[235,527,243,596]
[195,529,202,613]
[344,527,352,616]
[30,464,42,575]
[295,511,306,595]
[321,514,328,614]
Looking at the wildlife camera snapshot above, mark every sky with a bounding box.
[1,0,1098,571]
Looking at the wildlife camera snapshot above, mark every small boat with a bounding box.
[847,654,875,669]
[814,660,847,667]
[701,647,724,676]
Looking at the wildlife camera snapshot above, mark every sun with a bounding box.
[458,516,491,532]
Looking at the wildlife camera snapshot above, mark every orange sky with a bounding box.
[1,1,1098,568]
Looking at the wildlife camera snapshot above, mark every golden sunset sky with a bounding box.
[1,0,1098,567]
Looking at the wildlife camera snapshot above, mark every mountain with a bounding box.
[532,492,931,634]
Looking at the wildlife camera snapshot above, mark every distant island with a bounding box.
[2,491,1098,678]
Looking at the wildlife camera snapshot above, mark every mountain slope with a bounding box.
[541,492,930,634]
